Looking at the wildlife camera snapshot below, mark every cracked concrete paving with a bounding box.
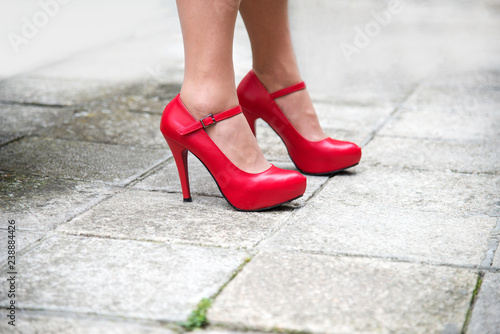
[1,0,500,333]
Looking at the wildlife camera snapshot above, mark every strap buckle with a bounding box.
[200,114,216,129]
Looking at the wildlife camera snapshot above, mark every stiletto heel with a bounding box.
[242,108,259,136]
[164,138,191,202]
[237,70,362,175]
[160,94,306,211]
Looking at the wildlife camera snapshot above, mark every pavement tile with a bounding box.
[114,83,181,114]
[37,109,165,148]
[0,76,126,106]
[493,241,500,268]
[32,32,183,84]
[468,273,500,334]
[312,165,499,216]
[209,251,476,333]
[260,203,494,267]
[74,82,180,116]
[134,156,327,207]
[252,122,289,161]
[0,230,45,258]
[379,107,500,141]
[0,171,113,230]
[314,103,394,135]
[0,136,20,147]
[0,137,169,185]
[260,166,496,266]
[378,69,500,142]
[403,70,500,112]
[0,103,74,138]
[363,136,500,175]
[0,311,177,334]
[133,154,227,196]
[310,70,422,108]
[57,189,292,248]
[0,234,248,321]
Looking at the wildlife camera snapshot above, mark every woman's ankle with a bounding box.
[252,66,302,93]
[180,82,239,120]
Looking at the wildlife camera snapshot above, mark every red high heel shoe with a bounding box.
[237,70,362,175]
[160,94,306,211]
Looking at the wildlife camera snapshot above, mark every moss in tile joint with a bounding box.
[179,256,253,331]
[461,272,484,334]
[179,298,212,331]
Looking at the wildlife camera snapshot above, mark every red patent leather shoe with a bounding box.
[237,70,362,175]
[160,94,306,211]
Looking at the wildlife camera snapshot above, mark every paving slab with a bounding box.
[134,154,226,196]
[209,251,476,333]
[363,136,500,175]
[380,107,500,141]
[111,83,181,114]
[252,122,289,162]
[134,154,223,196]
[494,245,500,268]
[261,203,494,267]
[57,189,293,248]
[310,69,423,108]
[0,234,248,321]
[260,166,496,266]
[32,32,183,84]
[37,109,165,148]
[0,76,126,106]
[0,229,45,259]
[468,273,500,334]
[378,69,500,142]
[0,103,74,138]
[0,137,169,185]
[402,70,500,112]
[310,165,499,216]
[134,156,327,207]
[492,223,500,268]
[0,311,177,334]
[314,102,394,135]
[0,135,21,147]
[0,171,113,230]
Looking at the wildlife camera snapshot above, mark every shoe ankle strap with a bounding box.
[178,105,242,135]
[270,81,306,99]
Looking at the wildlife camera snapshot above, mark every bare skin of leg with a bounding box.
[176,0,270,173]
[239,0,327,142]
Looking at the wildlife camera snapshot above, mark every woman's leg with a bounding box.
[239,0,327,141]
[176,0,269,172]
